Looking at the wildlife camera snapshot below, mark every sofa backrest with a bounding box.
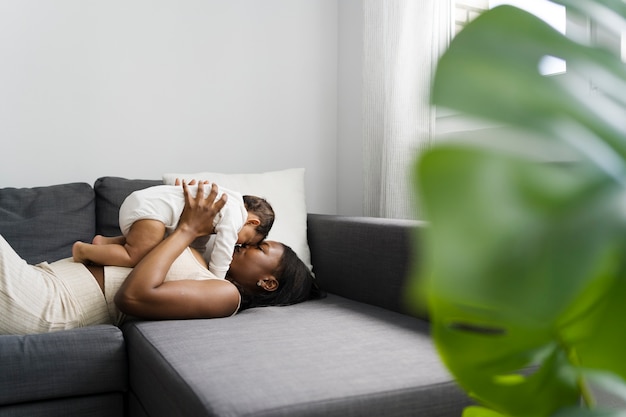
[0,182,95,264]
[94,177,161,236]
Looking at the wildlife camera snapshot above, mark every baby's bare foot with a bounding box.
[72,241,88,263]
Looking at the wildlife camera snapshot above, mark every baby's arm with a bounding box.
[207,223,238,279]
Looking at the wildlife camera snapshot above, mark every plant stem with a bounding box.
[567,346,595,408]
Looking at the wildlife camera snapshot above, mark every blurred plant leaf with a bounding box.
[414,144,626,415]
[410,2,626,415]
[463,405,510,417]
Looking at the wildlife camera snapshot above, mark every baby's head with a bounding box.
[237,195,275,246]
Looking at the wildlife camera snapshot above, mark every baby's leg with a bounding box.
[122,220,167,265]
[92,235,126,245]
[73,220,166,267]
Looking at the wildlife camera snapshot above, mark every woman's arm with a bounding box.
[114,182,241,319]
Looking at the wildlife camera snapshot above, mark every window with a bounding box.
[439,0,603,135]
[454,0,488,34]
[455,0,566,74]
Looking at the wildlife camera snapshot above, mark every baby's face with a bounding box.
[237,225,264,246]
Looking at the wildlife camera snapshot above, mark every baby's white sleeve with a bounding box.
[207,209,241,279]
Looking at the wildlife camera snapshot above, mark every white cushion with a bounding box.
[162,168,311,270]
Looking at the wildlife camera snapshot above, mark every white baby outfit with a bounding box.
[119,184,247,280]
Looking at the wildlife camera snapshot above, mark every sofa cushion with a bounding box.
[123,295,472,417]
[0,325,127,407]
[94,177,161,236]
[0,182,95,264]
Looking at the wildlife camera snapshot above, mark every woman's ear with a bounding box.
[257,276,279,292]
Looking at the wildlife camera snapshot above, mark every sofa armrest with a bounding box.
[307,214,427,319]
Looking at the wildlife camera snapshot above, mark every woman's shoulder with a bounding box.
[197,278,241,317]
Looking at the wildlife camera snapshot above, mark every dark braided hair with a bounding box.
[239,244,325,310]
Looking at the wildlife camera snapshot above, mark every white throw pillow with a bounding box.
[162,168,311,270]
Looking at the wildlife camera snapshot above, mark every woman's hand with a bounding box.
[177,180,227,238]
[173,178,209,186]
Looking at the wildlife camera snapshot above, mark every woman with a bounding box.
[0,182,321,335]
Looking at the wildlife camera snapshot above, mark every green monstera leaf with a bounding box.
[411,2,626,416]
[416,145,626,415]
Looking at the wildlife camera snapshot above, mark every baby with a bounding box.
[73,182,274,280]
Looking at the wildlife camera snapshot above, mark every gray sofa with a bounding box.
[0,177,472,417]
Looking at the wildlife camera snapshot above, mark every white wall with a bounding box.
[0,0,338,214]
[337,0,363,216]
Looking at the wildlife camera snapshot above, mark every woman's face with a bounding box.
[227,241,284,293]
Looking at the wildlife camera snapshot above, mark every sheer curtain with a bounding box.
[363,0,452,219]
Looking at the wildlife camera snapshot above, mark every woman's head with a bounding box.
[226,241,324,310]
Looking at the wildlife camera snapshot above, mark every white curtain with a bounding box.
[363,0,452,219]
